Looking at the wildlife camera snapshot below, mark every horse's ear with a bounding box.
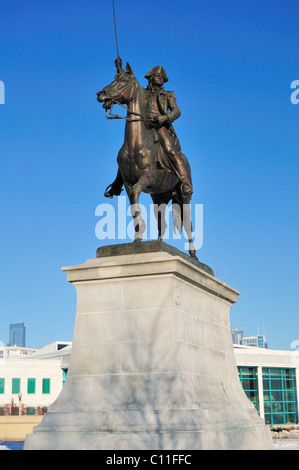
[126,62,134,76]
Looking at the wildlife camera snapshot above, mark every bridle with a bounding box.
[103,78,150,127]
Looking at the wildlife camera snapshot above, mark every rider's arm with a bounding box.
[166,91,181,123]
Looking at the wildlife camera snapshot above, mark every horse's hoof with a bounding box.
[189,251,198,261]
[104,184,123,199]
[104,184,113,199]
[133,238,142,243]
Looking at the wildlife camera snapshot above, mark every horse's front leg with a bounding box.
[129,171,152,242]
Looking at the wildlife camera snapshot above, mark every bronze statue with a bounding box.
[97,59,197,259]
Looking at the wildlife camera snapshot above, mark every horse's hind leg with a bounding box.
[182,202,198,259]
[151,193,170,241]
[157,205,166,241]
[172,191,197,259]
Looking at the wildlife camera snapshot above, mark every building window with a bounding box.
[27,378,36,394]
[0,378,4,394]
[238,367,259,412]
[263,367,298,425]
[12,378,20,394]
[62,368,68,386]
[42,378,50,394]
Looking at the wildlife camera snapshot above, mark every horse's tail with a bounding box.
[172,202,183,234]
[171,183,193,235]
[171,185,184,235]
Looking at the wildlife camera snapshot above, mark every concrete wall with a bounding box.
[0,416,42,441]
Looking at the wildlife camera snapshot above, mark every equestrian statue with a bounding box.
[97,58,197,259]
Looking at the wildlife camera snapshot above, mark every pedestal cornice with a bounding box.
[62,242,239,304]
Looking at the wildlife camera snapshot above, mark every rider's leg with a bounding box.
[157,127,193,197]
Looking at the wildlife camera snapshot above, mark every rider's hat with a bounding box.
[144,66,168,83]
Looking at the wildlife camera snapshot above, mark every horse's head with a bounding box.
[97,62,137,110]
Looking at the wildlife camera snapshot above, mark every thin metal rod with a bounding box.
[112,0,120,59]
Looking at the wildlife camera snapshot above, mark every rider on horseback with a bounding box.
[104,62,193,199]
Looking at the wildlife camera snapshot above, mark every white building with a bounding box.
[0,342,70,414]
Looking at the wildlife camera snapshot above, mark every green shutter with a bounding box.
[27,378,36,394]
[12,378,20,394]
[42,378,50,394]
[0,378,4,394]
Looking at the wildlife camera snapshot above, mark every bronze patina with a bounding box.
[97,59,197,259]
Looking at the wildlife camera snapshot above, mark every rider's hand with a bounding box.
[154,115,169,125]
[114,57,122,70]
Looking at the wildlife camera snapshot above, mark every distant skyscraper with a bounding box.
[8,323,26,347]
[243,335,268,349]
[231,329,244,345]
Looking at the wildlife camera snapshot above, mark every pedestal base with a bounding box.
[24,242,273,450]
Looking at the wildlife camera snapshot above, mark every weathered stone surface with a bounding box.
[24,244,273,450]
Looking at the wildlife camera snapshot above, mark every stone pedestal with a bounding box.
[24,242,273,450]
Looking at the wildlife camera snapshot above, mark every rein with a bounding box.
[105,100,149,126]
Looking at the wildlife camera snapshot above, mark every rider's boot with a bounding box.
[177,168,193,198]
[181,182,193,196]
[170,154,193,198]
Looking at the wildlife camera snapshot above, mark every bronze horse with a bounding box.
[97,61,198,259]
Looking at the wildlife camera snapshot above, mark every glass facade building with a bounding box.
[263,368,298,425]
[238,366,298,425]
[238,367,259,413]
[8,323,26,347]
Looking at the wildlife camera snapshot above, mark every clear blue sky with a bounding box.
[1,0,298,350]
